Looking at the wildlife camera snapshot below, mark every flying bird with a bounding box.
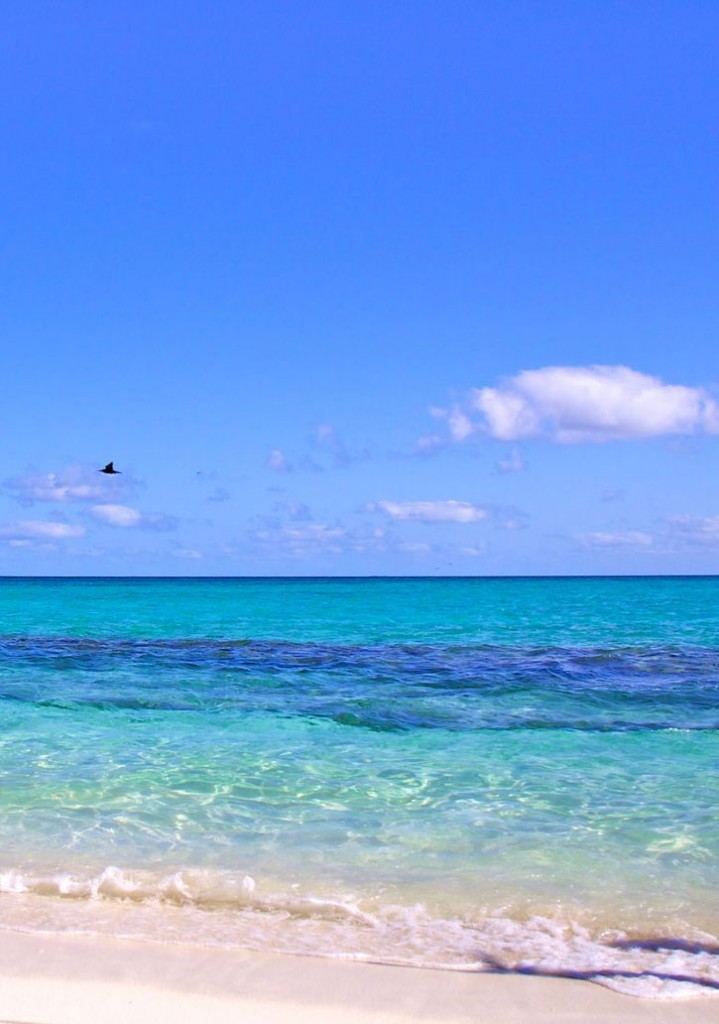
[99,462,121,475]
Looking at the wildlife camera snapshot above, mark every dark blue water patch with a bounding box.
[1,637,718,733]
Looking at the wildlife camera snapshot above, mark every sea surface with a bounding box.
[0,576,718,998]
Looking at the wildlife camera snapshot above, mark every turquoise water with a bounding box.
[1,577,718,998]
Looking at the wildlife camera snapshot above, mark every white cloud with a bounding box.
[0,520,86,540]
[447,409,474,442]
[266,448,291,472]
[579,516,719,553]
[253,522,348,558]
[89,504,142,527]
[373,500,488,523]
[440,365,719,443]
[4,467,119,505]
[247,519,393,561]
[578,531,654,549]
[666,515,719,547]
[283,524,345,541]
[88,505,177,531]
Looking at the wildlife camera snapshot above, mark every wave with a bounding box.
[0,864,717,1000]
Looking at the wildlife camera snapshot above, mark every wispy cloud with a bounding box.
[0,520,87,552]
[253,522,347,558]
[265,425,373,476]
[577,515,719,553]
[315,423,335,446]
[435,365,719,444]
[665,515,719,547]
[372,500,489,523]
[459,544,485,557]
[207,487,231,503]
[578,530,654,549]
[4,466,124,506]
[194,471,231,503]
[266,448,291,472]
[283,501,313,522]
[0,520,86,542]
[311,423,371,468]
[495,448,526,474]
[237,513,391,561]
[414,433,446,454]
[397,541,432,554]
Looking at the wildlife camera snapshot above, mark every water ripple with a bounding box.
[0,637,717,733]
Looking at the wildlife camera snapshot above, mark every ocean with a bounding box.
[0,576,718,999]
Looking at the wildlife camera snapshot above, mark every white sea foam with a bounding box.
[0,866,258,907]
[0,865,717,999]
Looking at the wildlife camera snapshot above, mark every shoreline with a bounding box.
[0,930,717,1024]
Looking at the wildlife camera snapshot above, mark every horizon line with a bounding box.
[1,573,718,582]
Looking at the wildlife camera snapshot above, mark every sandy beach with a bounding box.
[2,581,719,1016]
[0,930,715,1024]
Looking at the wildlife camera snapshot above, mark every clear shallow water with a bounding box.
[0,576,718,998]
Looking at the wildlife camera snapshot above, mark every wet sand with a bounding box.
[0,930,717,1024]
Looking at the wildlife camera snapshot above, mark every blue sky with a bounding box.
[2,1,718,575]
